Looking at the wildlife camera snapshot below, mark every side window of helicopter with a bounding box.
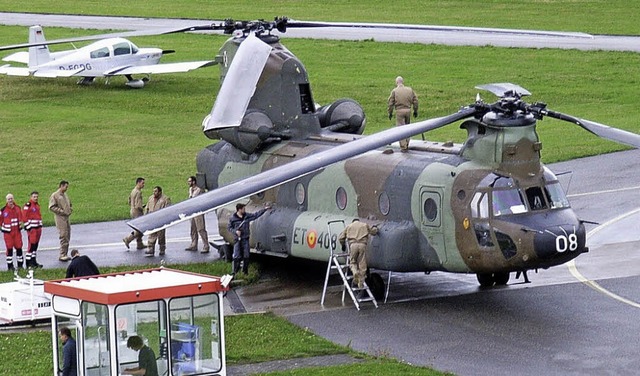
[525,186,548,211]
[336,187,347,210]
[491,189,527,217]
[90,47,110,59]
[113,42,131,56]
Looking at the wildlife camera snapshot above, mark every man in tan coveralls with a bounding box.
[387,76,419,152]
[49,180,72,262]
[144,186,171,257]
[338,219,378,289]
[185,176,209,253]
[123,177,146,250]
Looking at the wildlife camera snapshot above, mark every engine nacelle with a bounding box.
[203,110,275,154]
[316,99,366,135]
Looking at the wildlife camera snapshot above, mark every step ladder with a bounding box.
[320,220,378,310]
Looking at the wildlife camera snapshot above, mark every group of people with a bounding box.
[1,180,74,271]
[122,176,210,258]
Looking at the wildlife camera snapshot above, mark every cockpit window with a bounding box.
[131,43,139,54]
[471,192,489,218]
[492,189,527,216]
[545,182,570,209]
[472,171,570,218]
[113,42,131,56]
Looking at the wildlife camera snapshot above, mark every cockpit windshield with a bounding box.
[471,172,571,218]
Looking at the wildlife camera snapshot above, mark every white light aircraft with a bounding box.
[0,25,215,88]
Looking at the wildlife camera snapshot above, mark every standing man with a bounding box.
[185,176,209,253]
[144,186,171,257]
[228,202,271,275]
[2,193,24,270]
[59,326,77,376]
[23,191,43,268]
[387,76,419,152]
[338,219,378,289]
[122,335,158,376]
[123,177,146,250]
[49,180,73,262]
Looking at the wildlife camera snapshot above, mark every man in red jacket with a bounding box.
[1,193,24,270]
[23,191,43,269]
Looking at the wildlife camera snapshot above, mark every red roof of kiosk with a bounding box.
[44,267,229,305]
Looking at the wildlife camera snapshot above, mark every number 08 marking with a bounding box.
[556,234,578,253]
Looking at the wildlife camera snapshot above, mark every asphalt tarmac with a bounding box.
[16,149,640,376]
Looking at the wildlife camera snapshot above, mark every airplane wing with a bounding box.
[2,51,28,64]
[104,60,216,76]
[128,107,479,235]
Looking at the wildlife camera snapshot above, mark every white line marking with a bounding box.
[567,207,640,308]
[567,185,640,198]
[38,237,192,251]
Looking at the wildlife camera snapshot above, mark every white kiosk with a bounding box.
[44,267,230,376]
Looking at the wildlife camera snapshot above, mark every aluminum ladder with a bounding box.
[320,219,378,310]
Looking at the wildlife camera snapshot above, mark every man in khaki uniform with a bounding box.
[123,177,146,250]
[387,76,419,152]
[338,219,378,289]
[144,186,171,257]
[49,180,72,261]
[185,176,209,253]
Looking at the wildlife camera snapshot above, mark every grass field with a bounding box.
[1,0,640,35]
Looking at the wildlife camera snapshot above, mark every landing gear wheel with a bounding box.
[365,273,385,301]
[219,244,233,262]
[476,272,510,287]
[493,272,510,285]
[476,273,495,287]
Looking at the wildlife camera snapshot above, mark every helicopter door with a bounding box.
[419,188,446,263]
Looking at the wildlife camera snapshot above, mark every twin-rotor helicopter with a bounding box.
[106,17,640,298]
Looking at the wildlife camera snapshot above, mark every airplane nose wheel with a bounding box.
[476,272,510,287]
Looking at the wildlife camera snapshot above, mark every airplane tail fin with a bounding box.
[28,25,51,68]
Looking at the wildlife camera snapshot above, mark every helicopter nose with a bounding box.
[533,223,587,260]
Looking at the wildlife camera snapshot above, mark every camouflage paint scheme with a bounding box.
[131,28,640,286]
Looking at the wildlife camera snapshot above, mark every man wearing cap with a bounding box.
[228,202,271,275]
[123,177,146,250]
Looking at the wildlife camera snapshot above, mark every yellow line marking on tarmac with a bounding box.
[567,207,640,309]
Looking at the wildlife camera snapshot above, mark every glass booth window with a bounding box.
[81,301,110,375]
[115,300,168,376]
[169,294,222,375]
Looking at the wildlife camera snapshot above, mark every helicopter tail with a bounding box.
[28,25,51,68]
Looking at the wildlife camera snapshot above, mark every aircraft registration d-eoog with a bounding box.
[0,25,215,88]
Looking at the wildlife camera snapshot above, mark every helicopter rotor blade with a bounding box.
[539,108,640,148]
[0,24,220,52]
[203,32,272,131]
[128,106,479,235]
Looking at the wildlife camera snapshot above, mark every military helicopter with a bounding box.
[128,18,640,298]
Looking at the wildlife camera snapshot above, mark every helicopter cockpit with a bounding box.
[471,167,570,219]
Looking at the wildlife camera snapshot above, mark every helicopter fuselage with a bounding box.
[198,129,587,275]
